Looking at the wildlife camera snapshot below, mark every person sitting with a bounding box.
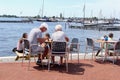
[28,22,48,65]
[96,33,114,56]
[96,35,107,56]
[51,24,69,65]
[107,33,114,50]
[16,33,28,53]
[14,33,28,60]
[41,33,52,59]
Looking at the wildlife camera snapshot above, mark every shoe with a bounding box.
[25,56,30,60]
[36,59,41,65]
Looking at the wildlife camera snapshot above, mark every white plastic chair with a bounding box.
[70,38,80,63]
[84,38,102,60]
[108,41,120,64]
[48,41,69,72]
[22,39,43,70]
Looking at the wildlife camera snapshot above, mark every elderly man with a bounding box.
[28,22,48,65]
[51,24,69,64]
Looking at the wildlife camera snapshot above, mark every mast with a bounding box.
[41,0,44,18]
[83,3,86,28]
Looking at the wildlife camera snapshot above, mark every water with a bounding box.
[0,18,120,57]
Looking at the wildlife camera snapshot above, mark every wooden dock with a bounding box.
[0,20,33,23]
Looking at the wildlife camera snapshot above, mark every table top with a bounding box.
[94,39,118,43]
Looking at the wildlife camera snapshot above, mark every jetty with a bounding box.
[0,20,33,23]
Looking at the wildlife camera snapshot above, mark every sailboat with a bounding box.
[37,0,58,22]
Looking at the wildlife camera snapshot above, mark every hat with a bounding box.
[55,25,62,30]
[39,23,48,29]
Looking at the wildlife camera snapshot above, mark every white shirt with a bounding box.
[28,28,42,44]
[108,37,113,41]
[16,39,23,51]
[28,28,43,51]
[51,31,67,42]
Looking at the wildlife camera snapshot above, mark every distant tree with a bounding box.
[0,14,17,18]
[52,16,55,19]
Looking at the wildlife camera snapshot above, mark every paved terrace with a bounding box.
[0,54,120,80]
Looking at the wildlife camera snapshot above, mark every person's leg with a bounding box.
[42,46,48,59]
[36,46,44,65]
[96,50,101,56]
[36,54,42,65]
[51,56,55,63]
[60,57,63,64]
[15,56,19,61]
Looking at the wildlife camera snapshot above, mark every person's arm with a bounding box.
[65,37,69,42]
[37,38,46,44]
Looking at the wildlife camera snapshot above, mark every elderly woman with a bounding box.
[51,24,69,64]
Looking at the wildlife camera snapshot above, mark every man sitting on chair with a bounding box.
[51,24,69,65]
[28,22,48,65]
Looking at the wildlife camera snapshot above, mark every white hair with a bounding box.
[55,25,62,31]
[39,22,48,29]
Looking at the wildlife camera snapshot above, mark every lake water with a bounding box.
[0,19,120,57]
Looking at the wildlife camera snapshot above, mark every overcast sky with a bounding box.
[0,0,120,18]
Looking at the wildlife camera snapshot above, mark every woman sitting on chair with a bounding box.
[40,33,52,59]
[51,25,69,65]
[16,33,28,53]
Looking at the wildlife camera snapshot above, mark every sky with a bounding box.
[0,0,120,18]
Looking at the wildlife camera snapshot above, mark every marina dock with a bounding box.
[0,20,33,23]
[68,22,120,31]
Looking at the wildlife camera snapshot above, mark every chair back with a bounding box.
[70,38,79,51]
[24,39,30,49]
[23,39,30,52]
[115,41,120,50]
[86,38,94,47]
[51,41,67,54]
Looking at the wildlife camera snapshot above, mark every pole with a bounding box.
[41,0,44,18]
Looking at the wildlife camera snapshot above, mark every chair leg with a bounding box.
[116,52,119,60]
[113,52,116,64]
[48,55,51,71]
[78,46,80,63]
[78,50,79,63]
[100,50,104,61]
[28,54,31,70]
[34,55,36,63]
[71,52,72,61]
[84,47,88,60]
[22,53,25,66]
[91,49,94,60]
[41,53,44,68]
[93,52,96,60]
[66,56,68,72]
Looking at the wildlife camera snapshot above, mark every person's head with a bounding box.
[22,33,28,38]
[45,33,50,39]
[39,23,48,32]
[44,33,50,41]
[104,35,107,38]
[55,24,62,31]
[109,33,113,38]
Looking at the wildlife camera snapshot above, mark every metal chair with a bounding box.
[84,38,102,60]
[22,39,43,70]
[70,38,80,63]
[48,41,69,72]
[108,41,120,64]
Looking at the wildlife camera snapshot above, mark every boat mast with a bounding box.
[83,3,85,28]
[41,0,44,18]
